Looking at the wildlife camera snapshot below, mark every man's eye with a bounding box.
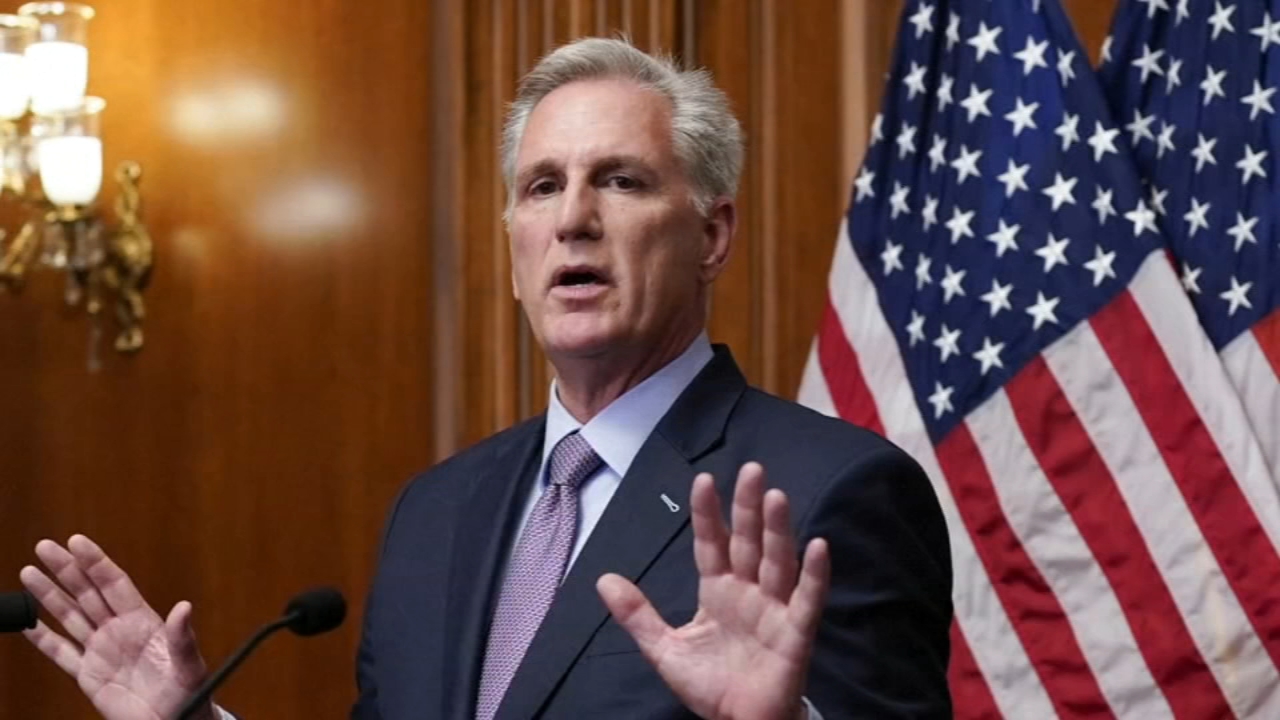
[608,175,640,190]
[529,180,558,196]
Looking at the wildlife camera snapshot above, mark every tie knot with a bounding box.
[547,432,602,490]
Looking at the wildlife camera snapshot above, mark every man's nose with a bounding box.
[555,181,603,243]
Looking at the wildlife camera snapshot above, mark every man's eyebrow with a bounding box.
[595,154,655,172]
[515,159,559,188]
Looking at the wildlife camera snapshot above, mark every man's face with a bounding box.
[508,78,729,363]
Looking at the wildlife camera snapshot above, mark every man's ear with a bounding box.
[511,268,521,301]
[699,198,736,283]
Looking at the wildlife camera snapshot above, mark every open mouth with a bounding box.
[552,266,611,288]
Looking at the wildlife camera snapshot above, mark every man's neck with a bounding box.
[553,327,702,423]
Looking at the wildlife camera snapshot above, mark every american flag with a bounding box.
[1099,0,1280,483]
[796,0,1280,717]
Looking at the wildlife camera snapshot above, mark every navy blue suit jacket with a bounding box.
[352,346,953,719]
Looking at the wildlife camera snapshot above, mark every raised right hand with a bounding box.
[19,534,214,720]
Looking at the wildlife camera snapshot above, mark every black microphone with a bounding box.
[174,587,346,720]
[0,591,37,633]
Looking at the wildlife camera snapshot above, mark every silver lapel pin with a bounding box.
[660,493,680,513]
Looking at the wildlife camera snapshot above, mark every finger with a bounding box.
[68,534,148,616]
[690,472,730,576]
[729,463,766,582]
[22,620,83,677]
[758,489,799,601]
[19,564,96,644]
[165,601,207,686]
[788,538,832,639]
[596,573,672,661]
[35,539,113,627]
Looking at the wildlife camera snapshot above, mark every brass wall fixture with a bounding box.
[1,3,152,354]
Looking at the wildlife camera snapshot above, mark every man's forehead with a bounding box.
[516,78,674,166]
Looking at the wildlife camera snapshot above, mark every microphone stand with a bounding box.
[173,612,297,720]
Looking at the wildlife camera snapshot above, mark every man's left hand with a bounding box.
[596,462,830,720]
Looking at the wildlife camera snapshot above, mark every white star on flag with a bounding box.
[945,206,976,244]
[915,253,933,289]
[933,324,962,363]
[1165,57,1183,93]
[896,123,918,158]
[1057,49,1077,85]
[1005,98,1039,137]
[1042,173,1078,211]
[937,74,955,112]
[1208,2,1235,40]
[1184,198,1211,237]
[1226,212,1259,251]
[1055,112,1080,151]
[960,84,994,122]
[904,62,929,100]
[986,220,1021,257]
[951,145,983,184]
[1083,246,1118,287]
[1092,187,1117,225]
[1219,276,1253,315]
[921,195,939,231]
[1124,200,1159,236]
[1201,66,1228,105]
[997,159,1031,198]
[1026,291,1061,330]
[1236,144,1267,185]
[1013,37,1050,75]
[980,278,1014,316]
[972,337,1006,375]
[1241,80,1276,120]
[927,382,954,419]
[1035,233,1071,272]
[967,22,1002,63]
[1191,133,1218,172]
[940,265,967,303]
[1249,11,1280,51]
[1156,121,1177,158]
[854,168,875,201]
[880,240,905,276]
[1126,109,1157,145]
[908,2,935,38]
[905,310,926,346]
[1088,122,1121,161]
[889,182,911,219]
[1131,44,1166,83]
[1181,263,1203,294]
[928,134,948,172]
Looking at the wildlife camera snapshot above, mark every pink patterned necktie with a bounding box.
[475,431,603,720]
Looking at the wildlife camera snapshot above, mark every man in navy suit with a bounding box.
[17,37,953,720]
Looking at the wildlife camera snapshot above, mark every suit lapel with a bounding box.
[443,418,546,720]
[492,346,747,720]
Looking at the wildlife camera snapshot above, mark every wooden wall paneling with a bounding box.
[0,0,440,715]
[692,1,761,387]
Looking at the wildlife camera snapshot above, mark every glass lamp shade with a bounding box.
[32,95,104,206]
[0,15,39,120]
[17,2,94,115]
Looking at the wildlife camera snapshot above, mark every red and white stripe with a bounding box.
[798,221,1280,718]
[1221,312,1280,481]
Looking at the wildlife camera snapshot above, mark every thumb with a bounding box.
[596,573,670,660]
[165,601,207,678]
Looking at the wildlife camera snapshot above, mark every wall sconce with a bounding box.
[0,3,152,355]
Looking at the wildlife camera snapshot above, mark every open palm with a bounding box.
[598,463,831,720]
[20,535,212,720]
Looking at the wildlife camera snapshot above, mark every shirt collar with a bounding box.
[543,332,714,481]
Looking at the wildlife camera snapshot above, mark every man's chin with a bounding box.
[541,324,620,360]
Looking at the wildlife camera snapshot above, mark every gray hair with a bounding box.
[501,37,744,219]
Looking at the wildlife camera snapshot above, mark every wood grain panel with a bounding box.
[0,0,438,716]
